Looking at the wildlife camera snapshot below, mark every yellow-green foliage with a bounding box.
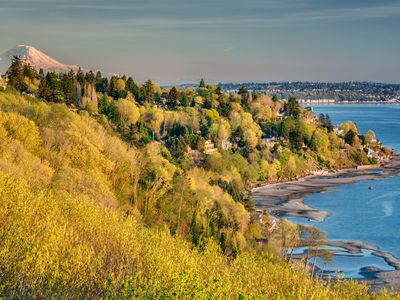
[0,91,250,238]
[0,91,129,207]
[340,121,359,135]
[1,172,398,299]
[189,168,250,234]
[116,98,140,127]
[0,91,398,299]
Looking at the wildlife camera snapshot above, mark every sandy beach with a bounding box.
[253,154,400,290]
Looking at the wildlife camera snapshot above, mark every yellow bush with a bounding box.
[1,172,398,299]
[0,91,398,299]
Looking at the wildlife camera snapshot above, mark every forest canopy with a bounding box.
[0,58,395,299]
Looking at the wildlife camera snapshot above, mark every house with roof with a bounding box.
[204,140,218,155]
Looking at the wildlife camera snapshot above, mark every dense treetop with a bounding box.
[0,57,395,298]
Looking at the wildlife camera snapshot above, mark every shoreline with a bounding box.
[301,102,400,105]
[253,154,400,290]
[253,154,400,221]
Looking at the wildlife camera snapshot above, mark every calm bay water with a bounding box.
[288,104,400,277]
[312,104,400,151]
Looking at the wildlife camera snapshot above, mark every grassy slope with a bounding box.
[0,91,398,299]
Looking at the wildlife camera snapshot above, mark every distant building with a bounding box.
[260,139,276,149]
[22,91,35,98]
[304,106,314,113]
[298,99,336,104]
[260,136,284,148]
[366,148,379,160]
[204,140,218,155]
[334,127,344,135]
[221,140,232,151]
[156,97,168,109]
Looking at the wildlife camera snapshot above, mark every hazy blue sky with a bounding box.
[0,0,399,84]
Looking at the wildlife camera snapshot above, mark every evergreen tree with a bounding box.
[85,70,95,84]
[180,93,190,107]
[76,68,85,85]
[126,77,139,99]
[76,68,85,96]
[141,80,155,104]
[61,70,77,104]
[199,78,206,88]
[108,76,118,99]
[318,113,325,125]
[289,130,304,151]
[190,207,199,246]
[167,86,180,109]
[23,64,37,81]
[38,68,45,80]
[45,72,64,102]
[219,232,227,253]
[95,71,102,83]
[38,77,51,100]
[285,97,301,118]
[107,76,128,99]
[202,99,213,109]
[325,114,334,132]
[239,86,250,108]
[94,71,105,93]
[6,56,27,92]
[98,77,109,94]
[344,129,357,146]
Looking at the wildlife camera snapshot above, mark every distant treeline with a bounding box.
[216,81,400,102]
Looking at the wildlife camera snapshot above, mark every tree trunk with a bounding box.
[311,256,317,278]
[176,188,184,236]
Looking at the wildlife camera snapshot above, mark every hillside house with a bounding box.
[21,91,35,98]
[366,148,380,160]
[304,106,314,113]
[334,127,344,135]
[156,97,168,109]
[204,140,218,155]
[260,138,277,149]
[221,140,232,151]
[260,136,284,149]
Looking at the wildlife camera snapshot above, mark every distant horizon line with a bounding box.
[1,45,399,86]
[166,80,400,87]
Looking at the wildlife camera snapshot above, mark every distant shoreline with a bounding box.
[253,154,400,290]
[253,155,400,221]
[302,102,400,105]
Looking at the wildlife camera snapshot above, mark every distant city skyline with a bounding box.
[0,0,399,84]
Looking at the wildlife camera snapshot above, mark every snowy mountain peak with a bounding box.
[0,45,81,74]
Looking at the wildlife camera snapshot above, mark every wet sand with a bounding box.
[254,154,400,221]
[253,154,400,290]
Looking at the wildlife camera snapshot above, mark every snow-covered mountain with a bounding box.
[0,45,81,74]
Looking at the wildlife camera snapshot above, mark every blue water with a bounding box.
[289,104,400,278]
[311,104,400,151]
[291,246,395,278]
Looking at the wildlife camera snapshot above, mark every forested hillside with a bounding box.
[0,57,396,299]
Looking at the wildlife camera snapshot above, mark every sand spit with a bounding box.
[254,154,400,221]
[253,154,400,290]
